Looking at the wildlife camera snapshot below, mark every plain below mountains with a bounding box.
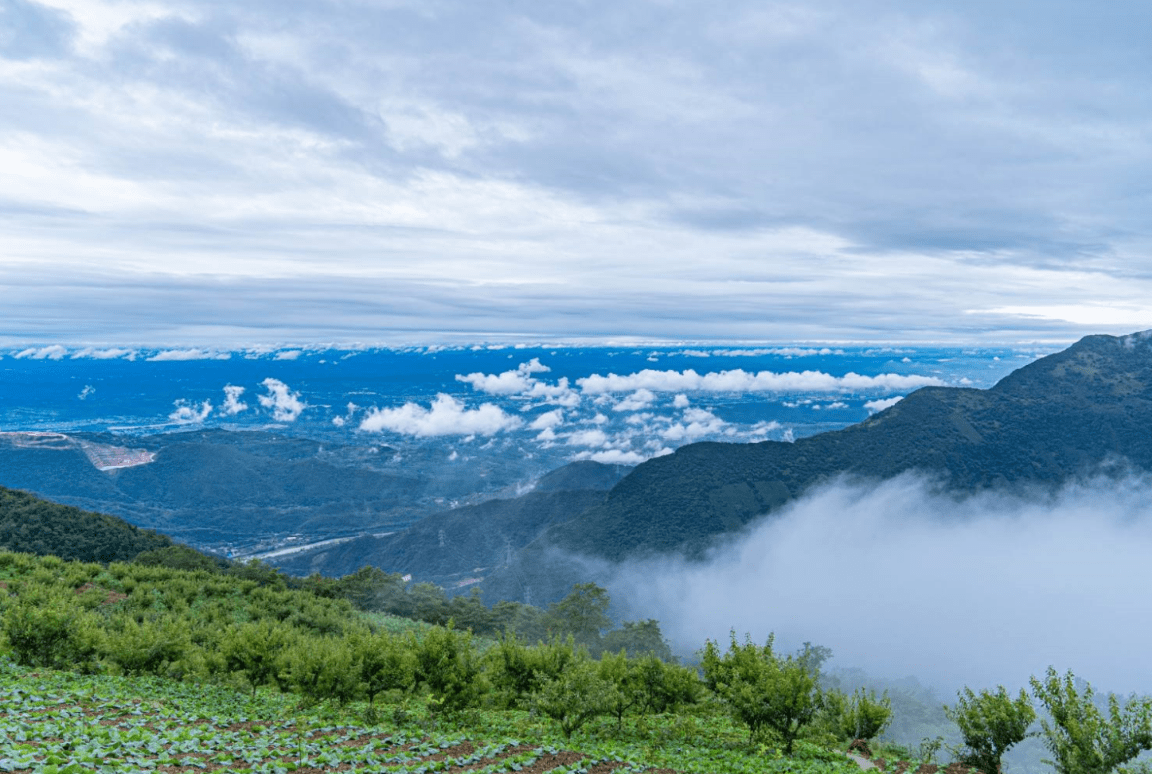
[481,331,1152,604]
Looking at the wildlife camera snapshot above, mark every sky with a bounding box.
[3,0,1152,346]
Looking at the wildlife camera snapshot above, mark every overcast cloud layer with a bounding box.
[3,1,1152,345]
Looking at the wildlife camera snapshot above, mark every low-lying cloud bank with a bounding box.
[608,473,1152,693]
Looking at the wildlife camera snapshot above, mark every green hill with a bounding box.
[273,461,631,583]
[0,485,174,563]
[495,331,1152,582]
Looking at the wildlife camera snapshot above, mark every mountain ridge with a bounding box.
[481,331,1152,598]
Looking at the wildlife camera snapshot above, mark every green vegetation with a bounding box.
[515,332,1152,566]
[0,550,871,773]
[1030,667,1152,774]
[945,685,1035,774]
[5,547,1152,774]
[701,633,825,754]
[0,485,173,563]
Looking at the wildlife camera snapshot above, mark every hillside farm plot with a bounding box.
[0,665,661,774]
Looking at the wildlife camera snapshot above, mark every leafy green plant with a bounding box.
[944,684,1035,774]
[839,687,892,742]
[1,584,102,670]
[534,654,617,740]
[410,621,484,714]
[702,632,823,754]
[219,619,296,695]
[1031,667,1152,774]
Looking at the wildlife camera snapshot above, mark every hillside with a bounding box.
[494,331,1152,579]
[0,485,174,563]
[0,428,427,552]
[273,461,631,583]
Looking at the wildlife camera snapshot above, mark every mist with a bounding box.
[607,473,1152,693]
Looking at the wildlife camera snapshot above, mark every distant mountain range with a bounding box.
[480,331,1152,602]
[7,332,1152,607]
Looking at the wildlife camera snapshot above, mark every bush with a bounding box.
[281,636,361,706]
[103,615,190,677]
[353,630,415,706]
[1031,667,1152,774]
[840,687,893,742]
[1,585,102,671]
[702,632,823,754]
[944,685,1034,774]
[219,620,297,695]
[535,654,617,740]
[410,622,483,715]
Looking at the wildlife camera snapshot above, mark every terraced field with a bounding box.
[0,663,661,774]
[0,660,865,774]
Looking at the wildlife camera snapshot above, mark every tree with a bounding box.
[1,585,101,671]
[702,632,823,754]
[410,622,483,714]
[546,583,611,653]
[534,654,616,740]
[840,687,893,742]
[280,636,361,706]
[601,619,673,661]
[1031,667,1152,774]
[352,631,415,706]
[944,685,1035,774]
[219,620,296,696]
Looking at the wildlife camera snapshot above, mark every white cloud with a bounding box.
[257,378,306,421]
[274,350,303,360]
[578,448,646,464]
[529,409,565,431]
[524,378,582,407]
[577,369,942,395]
[77,385,95,400]
[613,388,656,412]
[169,399,212,424]
[567,428,610,447]
[613,474,1152,691]
[747,420,783,436]
[221,385,248,415]
[149,349,231,361]
[359,394,522,437]
[672,394,690,408]
[71,347,136,360]
[713,347,844,357]
[14,345,67,360]
[332,416,346,427]
[865,396,904,413]
[456,358,550,395]
[663,407,727,442]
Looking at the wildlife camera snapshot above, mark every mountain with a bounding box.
[272,461,632,585]
[0,485,174,563]
[479,331,1152,600]
[0,428,427,551]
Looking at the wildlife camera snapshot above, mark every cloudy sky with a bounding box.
[2,0,1151,346]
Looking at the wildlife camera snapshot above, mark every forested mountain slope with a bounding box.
[534,331,1152,563]
[0,485,173,563]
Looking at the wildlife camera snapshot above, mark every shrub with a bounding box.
[702,632,823,754]
[944,685,1034,774]
[219,620,297,695]
[1,585,102,671]
[103,615,190,677]
[410,622,483,714]
[840,687,893,742]
[535,654,617,740]
[281,636,361,706]
[353,630,415,706]
[1031,667,1152,774]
